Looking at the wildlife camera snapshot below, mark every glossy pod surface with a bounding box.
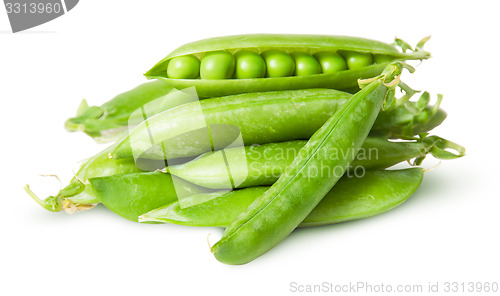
[140,168,424,227]
[112,89,445,160]
[145,34,430,97]
[211,64,400,264]
[166,136,458,189]
[90,172,207,222]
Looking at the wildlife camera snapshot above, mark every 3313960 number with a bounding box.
[5,2,62,14]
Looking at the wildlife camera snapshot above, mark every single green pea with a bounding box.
[262,50,295,77]
[167,56,200,79]
[314,52,347,74]
[374,54,394,64]
[343,51,374,70]
[292,52,321,76]
[200,51,235,79]
[234,51,266,79]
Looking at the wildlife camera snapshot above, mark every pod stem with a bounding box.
[394,36,432,61]
[426,136,466,160]
[24,185,62,212]
[24,185,96,214]
[412,135,466,165]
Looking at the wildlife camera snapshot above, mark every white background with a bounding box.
[1,1,499,295]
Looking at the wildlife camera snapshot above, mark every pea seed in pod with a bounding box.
[262,50,295,77]
[314,52,347,74]
[234,51,266,79]
[343,51,373,70]
[167,56,200,79]
[200,51,235,79]
[292,52,321,76]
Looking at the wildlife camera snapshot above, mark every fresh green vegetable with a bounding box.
[166,136,464,189]
[140,168,424,227]
[24,33,466,266]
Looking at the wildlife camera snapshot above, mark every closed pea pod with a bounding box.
[145,34,430,97]
[139,168,424,227]
[66,82,203,143]
[211,63,404,264]
[112,88,446,160]
[165,136,464,189]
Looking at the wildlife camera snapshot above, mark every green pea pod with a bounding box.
[112,88,445,160]
[166,136,464,189]
[211,63,403,265]
[89,172,209,222]
[139,168,423,227]
[145,34,430,97]
[65,80,177,142]
[25,143,143,213]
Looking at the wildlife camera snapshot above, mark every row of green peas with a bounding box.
[166,50,392,80]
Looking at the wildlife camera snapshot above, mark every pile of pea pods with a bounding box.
[26,34,465,265]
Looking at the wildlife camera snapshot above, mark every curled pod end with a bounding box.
[359,62,403,90]
[424,136,466,160]
[24,185,62,212]
[24,185,96,214]
[393,36,432,61]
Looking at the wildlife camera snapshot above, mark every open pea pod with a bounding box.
[139,168,424,227]
[145,34,430,97]
[165,136,464,189]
